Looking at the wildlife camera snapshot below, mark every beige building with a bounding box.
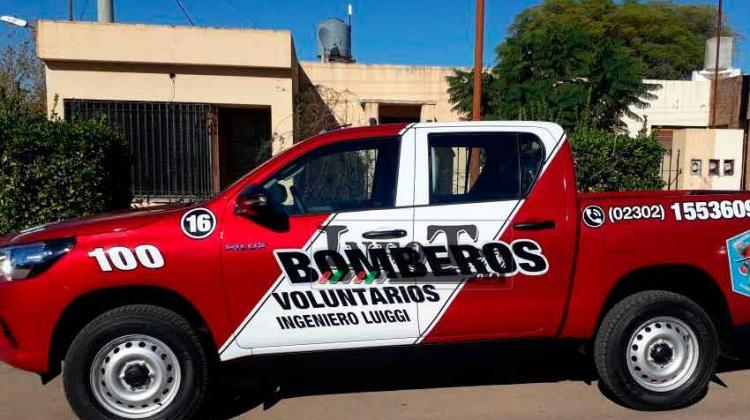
[302,61,460,127]
[622,79,712,136]
[667,129,745,190]
[623,77,750,191]
[36,20,749,199]
[37,20,461,202]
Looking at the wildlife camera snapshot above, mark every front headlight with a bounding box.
[0,238,76,282]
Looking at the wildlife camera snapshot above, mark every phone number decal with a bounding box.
[671,200,750,221]
[608,205,666,223]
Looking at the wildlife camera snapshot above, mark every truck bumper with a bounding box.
[0,327,48,372]
[0,281,59,374]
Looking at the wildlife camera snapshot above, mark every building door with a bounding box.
[378,104,422,124]
[218,107,272,188]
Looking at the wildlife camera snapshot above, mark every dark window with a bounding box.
[709,159,720,176]
[263,138,400,215]
[724,160,735,176]
[64,100,213,200]
[378,104,422,124]
[429,132,544,205]
[218,107,272,189]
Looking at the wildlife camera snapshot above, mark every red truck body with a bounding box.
[2,121,750,378]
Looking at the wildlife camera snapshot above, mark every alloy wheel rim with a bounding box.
[89,334,182,418]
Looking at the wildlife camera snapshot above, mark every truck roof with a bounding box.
[320,121,565,142]
[409,121,564,140]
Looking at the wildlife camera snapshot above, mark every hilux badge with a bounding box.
[225,242,267,252]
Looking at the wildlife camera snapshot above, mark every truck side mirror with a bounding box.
[235,184,272,218]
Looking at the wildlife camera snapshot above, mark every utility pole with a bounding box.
[68,0,74,21]
[710,0,723,127]
[472,0,485,122]
[468,0,485,184]
[97,0,114,23]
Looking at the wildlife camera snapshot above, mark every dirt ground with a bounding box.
[2,341,750,419]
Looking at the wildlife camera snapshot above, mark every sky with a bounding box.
[0,0,747,71]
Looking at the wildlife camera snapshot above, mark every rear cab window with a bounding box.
[428,132,545,205]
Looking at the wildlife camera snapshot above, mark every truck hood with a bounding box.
[0,204,191,245]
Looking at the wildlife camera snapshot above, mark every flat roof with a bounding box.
[36,20,295,70]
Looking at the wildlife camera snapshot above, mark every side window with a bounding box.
[263,138,400,215]
[429,132,544,205]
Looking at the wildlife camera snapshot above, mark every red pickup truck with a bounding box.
[2,121,750,418]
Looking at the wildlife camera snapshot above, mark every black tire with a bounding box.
[63,305,209,420]
[594,290,718,411]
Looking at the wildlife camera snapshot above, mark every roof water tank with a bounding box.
[704,37,734,70]
[317,18,351,61]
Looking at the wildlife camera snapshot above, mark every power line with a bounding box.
[172,0,196,26]
[223,0,253,27]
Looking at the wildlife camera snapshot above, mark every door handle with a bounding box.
[513,220,556,231]
[362,229,408,239]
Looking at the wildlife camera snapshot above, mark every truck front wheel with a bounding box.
[63,305,210,420]
[594,290,718,410]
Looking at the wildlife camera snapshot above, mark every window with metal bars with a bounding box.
[64,100,213,200]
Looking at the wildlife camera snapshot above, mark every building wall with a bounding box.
[300,61,464,128]
[715,76,745,129]
[36,20,294,69]
[44,63,296,154]
[671,128,744,190]
[36,20,748,197]
[623,79,711,136]
[37,20,297,154]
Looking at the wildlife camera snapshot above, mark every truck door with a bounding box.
[411,124,577,343]
[219,134,420,357]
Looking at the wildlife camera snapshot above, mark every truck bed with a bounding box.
[563,189,750,339]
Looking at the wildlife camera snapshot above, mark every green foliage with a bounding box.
[449,25,659,131]
[445,70,496,120]
[0,38,46,116]
[0,102,131,235]
[448,0,732,130]
[0,34,131,234]
[510,0,731,80]
[570,128,664,192]
[496,24,659,130]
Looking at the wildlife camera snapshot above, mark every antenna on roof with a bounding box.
[348,3,353,61]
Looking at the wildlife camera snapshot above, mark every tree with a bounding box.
[508,0,732,80]
[450,23,658,130]
[0,38,46,116]
[0,35,131,234]
[445,70,496,120]
[448,0,733,130]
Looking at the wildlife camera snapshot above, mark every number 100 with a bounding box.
[88,245,165,272]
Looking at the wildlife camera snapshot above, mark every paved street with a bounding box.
[2,342,750,419]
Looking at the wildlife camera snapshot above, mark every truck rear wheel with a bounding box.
[594,290,718,410]
[63,305,209,420]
